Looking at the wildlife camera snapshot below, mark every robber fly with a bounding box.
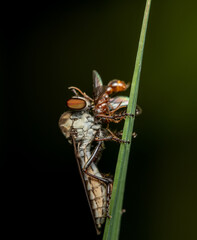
[59,93,113,235]
[59,71,139,234]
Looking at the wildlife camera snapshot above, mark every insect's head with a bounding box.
[67,86,92,111]
[67,96,91,111]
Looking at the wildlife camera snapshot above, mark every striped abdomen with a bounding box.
[83,162,107,229]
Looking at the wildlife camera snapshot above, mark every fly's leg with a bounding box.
[82,143,113,218]
[116,130,137,139]
[82,169,113,218]
[108,128,137,140]
[107,182,113,218]
[113,111,134,119]
[132,132,137,138]
[95,127,137,143]
[136,105,142,116]
[83,141,103,170]
[96,113,134,119]
[95,112,134,123]
[107,128,130,143]
[109,106,142,122]
[111,104,142,116]
[95,135,130,144]
[95,128,130,144]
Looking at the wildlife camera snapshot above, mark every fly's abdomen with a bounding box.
[85,163,107,228]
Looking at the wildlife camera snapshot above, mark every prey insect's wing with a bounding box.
[71,135,101,235]
[108,96,129,111]
[92,70,107,103]
[109,96,143,115]
[93,70,103,90]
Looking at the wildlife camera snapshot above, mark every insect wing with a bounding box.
[92,70,107,102]
[109,97,143,115]
[108,96,129,111]
[93,70,103,89]
[71,135,101,235]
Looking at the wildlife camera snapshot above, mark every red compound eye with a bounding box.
[67,98,86,110]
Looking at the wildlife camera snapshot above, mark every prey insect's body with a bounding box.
[92,70,142,124]
[93,70,131,123]
[59,70,140,234]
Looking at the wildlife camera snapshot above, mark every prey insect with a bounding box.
[59,70,140,234]
[92,70,142,123]
[69,70,141,143]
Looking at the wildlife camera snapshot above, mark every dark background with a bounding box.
[2,0,197,239]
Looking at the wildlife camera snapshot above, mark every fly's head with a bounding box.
[59,86,95,142]
[67,96,90,112]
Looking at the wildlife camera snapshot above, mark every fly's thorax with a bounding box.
[59,111,101,144]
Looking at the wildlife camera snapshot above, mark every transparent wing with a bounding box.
[71,136,101,235]
[93,70,103,89]
[92,70,107,102]
[108,96,129,111]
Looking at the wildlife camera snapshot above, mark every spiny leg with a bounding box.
[95,127,137,143]
[95,111,134,123]
[83,141,103,170]
[82,142,113,218]
[95,136,130,144]
[111,106,142,119]
[107,128,131,143]
[82,169,113,218]
[95,128,130,144]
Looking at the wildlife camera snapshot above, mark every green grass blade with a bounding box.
[102,1,152,239]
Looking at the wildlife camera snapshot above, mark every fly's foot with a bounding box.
[114,112,134,118]
[132,132,137,138]
[120,139,130,144]
[121,209,126,215]
[95,136,130,144]
[95,128,130,144]
[110,132,130,143]
[111,137,130,144]
[136,105,142,116]
[126,113,135,118]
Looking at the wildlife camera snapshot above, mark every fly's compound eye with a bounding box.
[67,97,88,110]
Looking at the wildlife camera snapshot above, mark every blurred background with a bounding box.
[2,0,197,239]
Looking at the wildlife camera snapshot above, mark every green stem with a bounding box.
[102,1,152,239]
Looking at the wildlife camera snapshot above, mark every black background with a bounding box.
[2,0,197,239]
